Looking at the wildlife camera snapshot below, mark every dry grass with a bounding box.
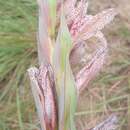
[0,0,130,130]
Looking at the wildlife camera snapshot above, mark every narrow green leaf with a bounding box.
[16,89,24,130]
[53,8,77,130]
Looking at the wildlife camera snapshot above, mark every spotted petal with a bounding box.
[28,64,58,130]
[72,32,107,94]
[72,8,118,42]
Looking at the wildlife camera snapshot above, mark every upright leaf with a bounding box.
[53,7,77,130]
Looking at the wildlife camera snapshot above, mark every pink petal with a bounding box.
[28,64,58,130]
[28,67,46,130]
[75,32,107,94]
[73,8,118,42]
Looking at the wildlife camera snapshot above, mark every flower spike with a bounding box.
[28,1,118,130]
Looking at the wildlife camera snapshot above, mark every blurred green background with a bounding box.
[0,0,130,130]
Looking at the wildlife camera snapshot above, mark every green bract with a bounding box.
[53,9,77,130]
